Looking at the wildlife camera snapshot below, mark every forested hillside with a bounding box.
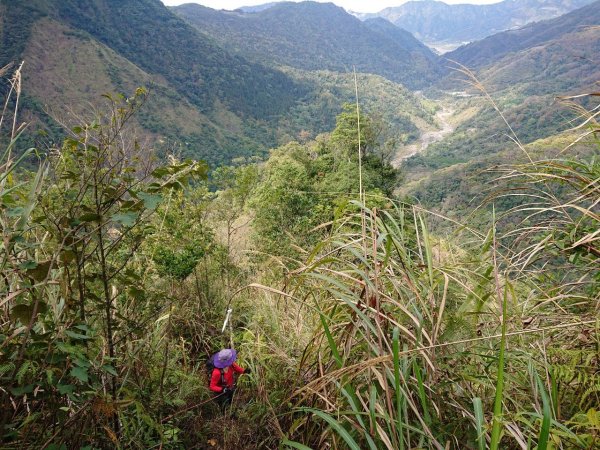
[0,0,307,164]
[173,1,443,89]
[0,0,599,449]
[0,0,441,166]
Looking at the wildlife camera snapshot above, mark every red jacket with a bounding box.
[209,363,245,393]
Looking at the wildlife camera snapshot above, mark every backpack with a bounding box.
[205,353,225,387]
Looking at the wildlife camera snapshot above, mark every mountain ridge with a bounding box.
[0,0,308,164]
[447,0,600,69]
[400,0,600,204]
[360,0,596,49]
[173,1,443,89]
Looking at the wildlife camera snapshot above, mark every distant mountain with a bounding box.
[236,2,280,13]
[447,0,600,72]
[363,17,437,58]
[174,1,443,89]
[365,0,596,49]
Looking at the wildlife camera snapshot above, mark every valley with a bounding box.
[392,103,455,165]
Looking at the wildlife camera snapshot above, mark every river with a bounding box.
[392,107,455,167]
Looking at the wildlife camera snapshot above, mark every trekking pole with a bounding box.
[221,308,232,333]
[222,307,234,348]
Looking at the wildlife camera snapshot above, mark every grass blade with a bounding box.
[413,359,432,427]
[472,397,485,450]
[392,327,405,450]
[281,439,313,450]
[490,209,506,450]
[319,311,342,368]
[533,369,552,450]
[302,408,362,450]
[490,287,507,449]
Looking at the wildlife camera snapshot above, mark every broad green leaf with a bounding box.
[74,358,91,368]
[10,302,47,324]
[47,444,67,450]
[57,384,75,395]
[65,330,92,341]
[112,211,138,227]
[71,366,89,383]
[79,213,101,222]
[26,260,52,281]
[10,384,34,396]
[18,260,38,270]
[151,167,170,178]
[138,192,162,210]
[102,365,118,376]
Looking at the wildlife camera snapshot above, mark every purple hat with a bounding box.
[213,348,237,368]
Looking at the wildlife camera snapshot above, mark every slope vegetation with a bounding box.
[1,0,439,166]
[174,1,442,89]
[0,0,307,164]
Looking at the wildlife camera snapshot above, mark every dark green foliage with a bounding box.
[280,69,430,147]
[174,2,443,89]
[49,0,305,121]
[404,94,582,183]
[0,90,210,447]
[330,103,378,155]
[0,0,50,66]
[0,0,437,169]
[0,0,311,166]
[153,244,206,281]
[250,106,400,258]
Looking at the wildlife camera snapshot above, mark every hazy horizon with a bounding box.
[161,0,503,14]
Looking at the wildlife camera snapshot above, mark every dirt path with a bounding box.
[392,107,455,167]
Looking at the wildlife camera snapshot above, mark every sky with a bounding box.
[161,0,502,14]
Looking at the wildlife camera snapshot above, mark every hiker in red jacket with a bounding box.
[209,348,250,408]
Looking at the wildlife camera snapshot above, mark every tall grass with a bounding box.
[278,93,599,448]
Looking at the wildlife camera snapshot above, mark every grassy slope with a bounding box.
[50,0,305,121]
[476,27,600,95]
[20,18,274,164]
[22,19,206,134]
